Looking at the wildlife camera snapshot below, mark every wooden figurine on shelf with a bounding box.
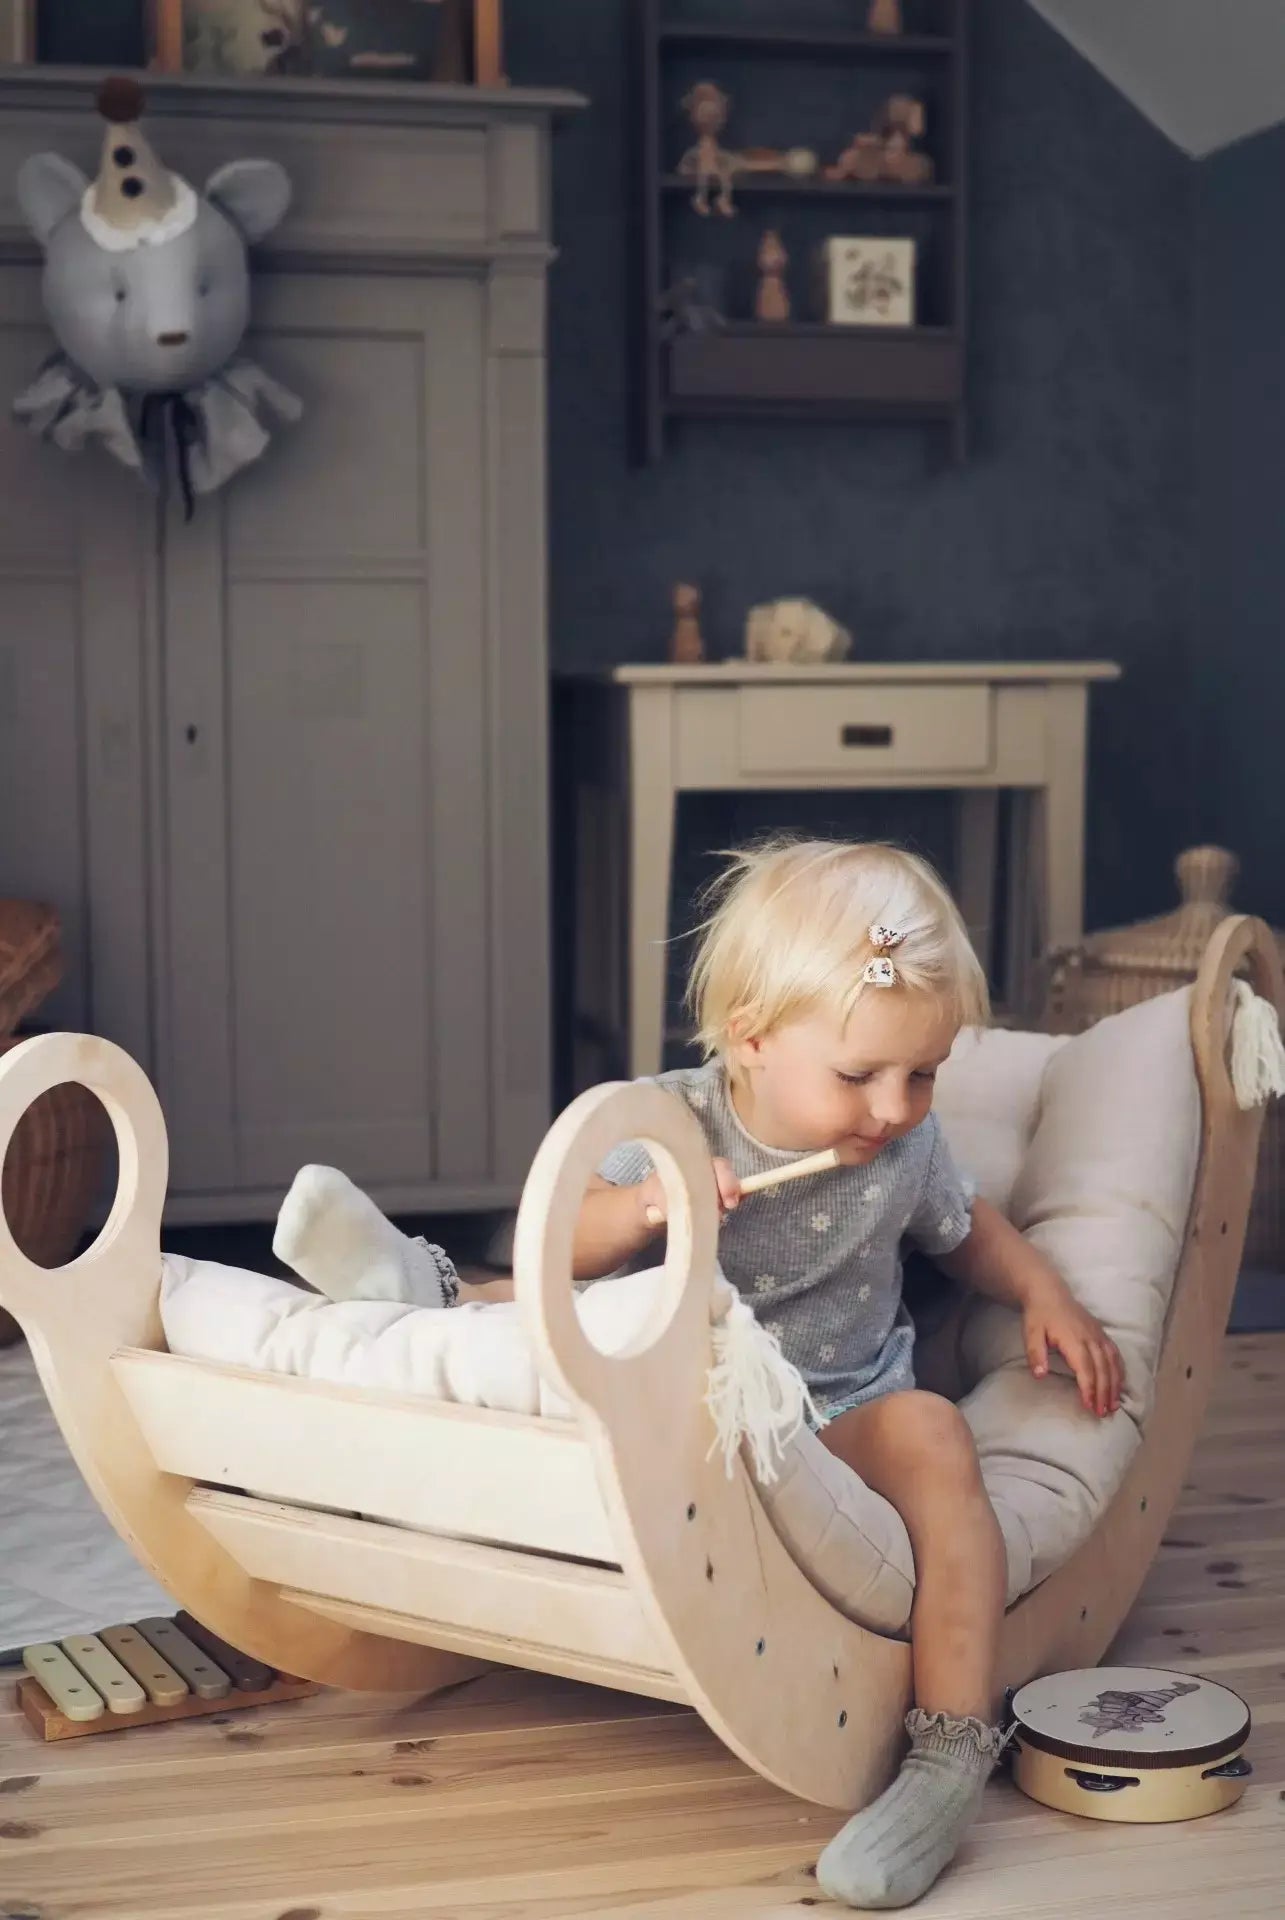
[668,583,705,665]
[875,94,935,183]
[867,0,903,34]
[755,230,791,322]
[678,81,737,217]
[825,132,885,182]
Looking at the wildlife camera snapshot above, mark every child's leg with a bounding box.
[274,1166,459,1309]
[814,1390,1007,1911]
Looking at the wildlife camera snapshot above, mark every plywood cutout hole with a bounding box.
[0,1079,113,1273]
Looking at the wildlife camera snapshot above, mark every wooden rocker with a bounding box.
[0,918,1276,1813]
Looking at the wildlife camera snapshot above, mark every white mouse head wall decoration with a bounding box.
[12,76,302,515]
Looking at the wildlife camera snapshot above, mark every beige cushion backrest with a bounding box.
[955,988,1200,1426]
[934,1026,1067,1215]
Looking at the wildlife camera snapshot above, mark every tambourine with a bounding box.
[1008,1667,1252,1823]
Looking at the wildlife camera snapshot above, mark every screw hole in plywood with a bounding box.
[838,1710,848,1728]
[686,1502,696,1521]
[756,1638,765,1656]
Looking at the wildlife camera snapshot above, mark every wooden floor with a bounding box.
[2,1334,1283,1920]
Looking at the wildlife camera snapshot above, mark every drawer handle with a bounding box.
[841,724,894,749]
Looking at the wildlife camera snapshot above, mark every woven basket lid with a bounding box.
[1073,846,1242,979]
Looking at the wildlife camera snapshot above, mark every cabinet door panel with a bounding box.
[0,274,151,1058]
[226,580,433,1186]
[162,275,489,1200]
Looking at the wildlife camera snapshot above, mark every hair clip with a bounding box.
[863,925,905,988]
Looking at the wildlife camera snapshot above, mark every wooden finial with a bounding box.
[1175,846,1238,909]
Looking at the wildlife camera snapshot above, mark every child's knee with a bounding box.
[879,1390,981,1485]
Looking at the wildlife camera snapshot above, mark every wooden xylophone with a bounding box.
[19,1610,317,1740]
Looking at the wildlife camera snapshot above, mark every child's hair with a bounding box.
[687,837,990,1057]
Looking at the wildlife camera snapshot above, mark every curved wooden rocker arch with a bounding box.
[0,917,1275,1812]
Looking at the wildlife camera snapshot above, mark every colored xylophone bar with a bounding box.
[19,1610,317,1741]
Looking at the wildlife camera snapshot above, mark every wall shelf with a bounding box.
[666,323,962,415]
[661,173,955,204]
[658,23,956,59]
[631,1,970,462]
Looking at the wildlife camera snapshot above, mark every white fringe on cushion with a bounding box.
[1230,981,1285,1111]
[705,1274,819,1484]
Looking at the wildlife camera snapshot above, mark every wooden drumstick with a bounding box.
[644,1147,840,1226]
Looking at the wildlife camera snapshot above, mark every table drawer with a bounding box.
[736,685,993,778]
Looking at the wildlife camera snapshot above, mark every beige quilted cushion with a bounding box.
[160,988,1201,1638]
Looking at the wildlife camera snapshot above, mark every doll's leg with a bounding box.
[815,1390,1007,1910]
[274,1166,459,1309]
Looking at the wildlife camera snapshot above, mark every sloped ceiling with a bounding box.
[1028,0,1285,158]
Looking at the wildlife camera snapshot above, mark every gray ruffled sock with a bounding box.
[816,1709,1005,1910]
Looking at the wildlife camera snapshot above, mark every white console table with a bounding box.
[559,661,1120,1085]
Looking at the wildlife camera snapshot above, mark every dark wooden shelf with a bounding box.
[631,1,970,461]
[662,172,954,204]
[665,324,963,414]
[659,23,955,59]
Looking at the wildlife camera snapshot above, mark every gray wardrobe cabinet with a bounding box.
[0,70,580,1221]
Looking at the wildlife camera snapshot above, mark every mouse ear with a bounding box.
[16,153,89,245]
[205,159,291,243]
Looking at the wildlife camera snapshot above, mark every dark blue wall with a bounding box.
[47,0,1200,930]
[509,0,1198,933]
[1195,122,1285,929]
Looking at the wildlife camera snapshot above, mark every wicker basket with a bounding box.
[1043,846,1285,1270]
[0,1035,111,1348]
[0,899,60,1038]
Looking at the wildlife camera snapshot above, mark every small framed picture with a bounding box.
[1,0,36,63]
[180,2,501,82]
[823,236,917,328]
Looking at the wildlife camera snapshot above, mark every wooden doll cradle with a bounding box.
[0,918,1276,1814]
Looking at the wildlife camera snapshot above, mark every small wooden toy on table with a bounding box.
[20,1609,316,1741]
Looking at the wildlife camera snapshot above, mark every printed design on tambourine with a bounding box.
[1080,1680,1199,1741]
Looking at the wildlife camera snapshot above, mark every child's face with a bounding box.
[733,990,960,1158]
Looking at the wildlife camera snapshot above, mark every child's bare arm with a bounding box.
[573,1174,661,1280]
[937,1196,1123,1418]
[573,1157,743,1281]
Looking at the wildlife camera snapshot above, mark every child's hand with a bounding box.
[638,1157,742,1231]
[1023,1280,1124,1419]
